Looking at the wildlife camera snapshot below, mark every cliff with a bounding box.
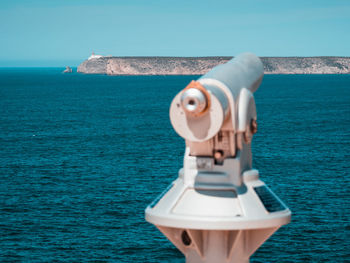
[77,56,350,75]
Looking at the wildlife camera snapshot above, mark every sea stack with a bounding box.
[63,66,73,73]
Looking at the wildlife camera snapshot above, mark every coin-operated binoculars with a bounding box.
[145,53,291,263]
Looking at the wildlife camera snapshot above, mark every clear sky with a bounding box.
[1,0,349,66]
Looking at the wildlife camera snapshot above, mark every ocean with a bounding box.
[0,68,349,262]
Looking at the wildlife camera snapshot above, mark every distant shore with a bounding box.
[77,56,350,75]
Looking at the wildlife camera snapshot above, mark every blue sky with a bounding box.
[1,0,349,66]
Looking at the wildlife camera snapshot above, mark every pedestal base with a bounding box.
[157,226,278,263]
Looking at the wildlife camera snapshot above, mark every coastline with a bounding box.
[77,56,350,75]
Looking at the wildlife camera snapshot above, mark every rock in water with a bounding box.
[63,66,73,73]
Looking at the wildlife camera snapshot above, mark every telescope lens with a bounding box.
[180,88,207,115]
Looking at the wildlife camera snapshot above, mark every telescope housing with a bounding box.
[145,53,291,263]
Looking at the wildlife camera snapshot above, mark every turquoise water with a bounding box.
[0,69,349,262]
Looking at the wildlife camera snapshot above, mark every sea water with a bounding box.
[0,69,349,262]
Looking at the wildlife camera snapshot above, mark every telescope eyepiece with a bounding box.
[180,88,207,116]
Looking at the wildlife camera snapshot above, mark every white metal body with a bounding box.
[145,53,291,262]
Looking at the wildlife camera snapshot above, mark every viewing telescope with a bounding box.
[145,53,291,263]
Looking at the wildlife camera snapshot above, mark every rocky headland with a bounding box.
[77,56,350,75]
